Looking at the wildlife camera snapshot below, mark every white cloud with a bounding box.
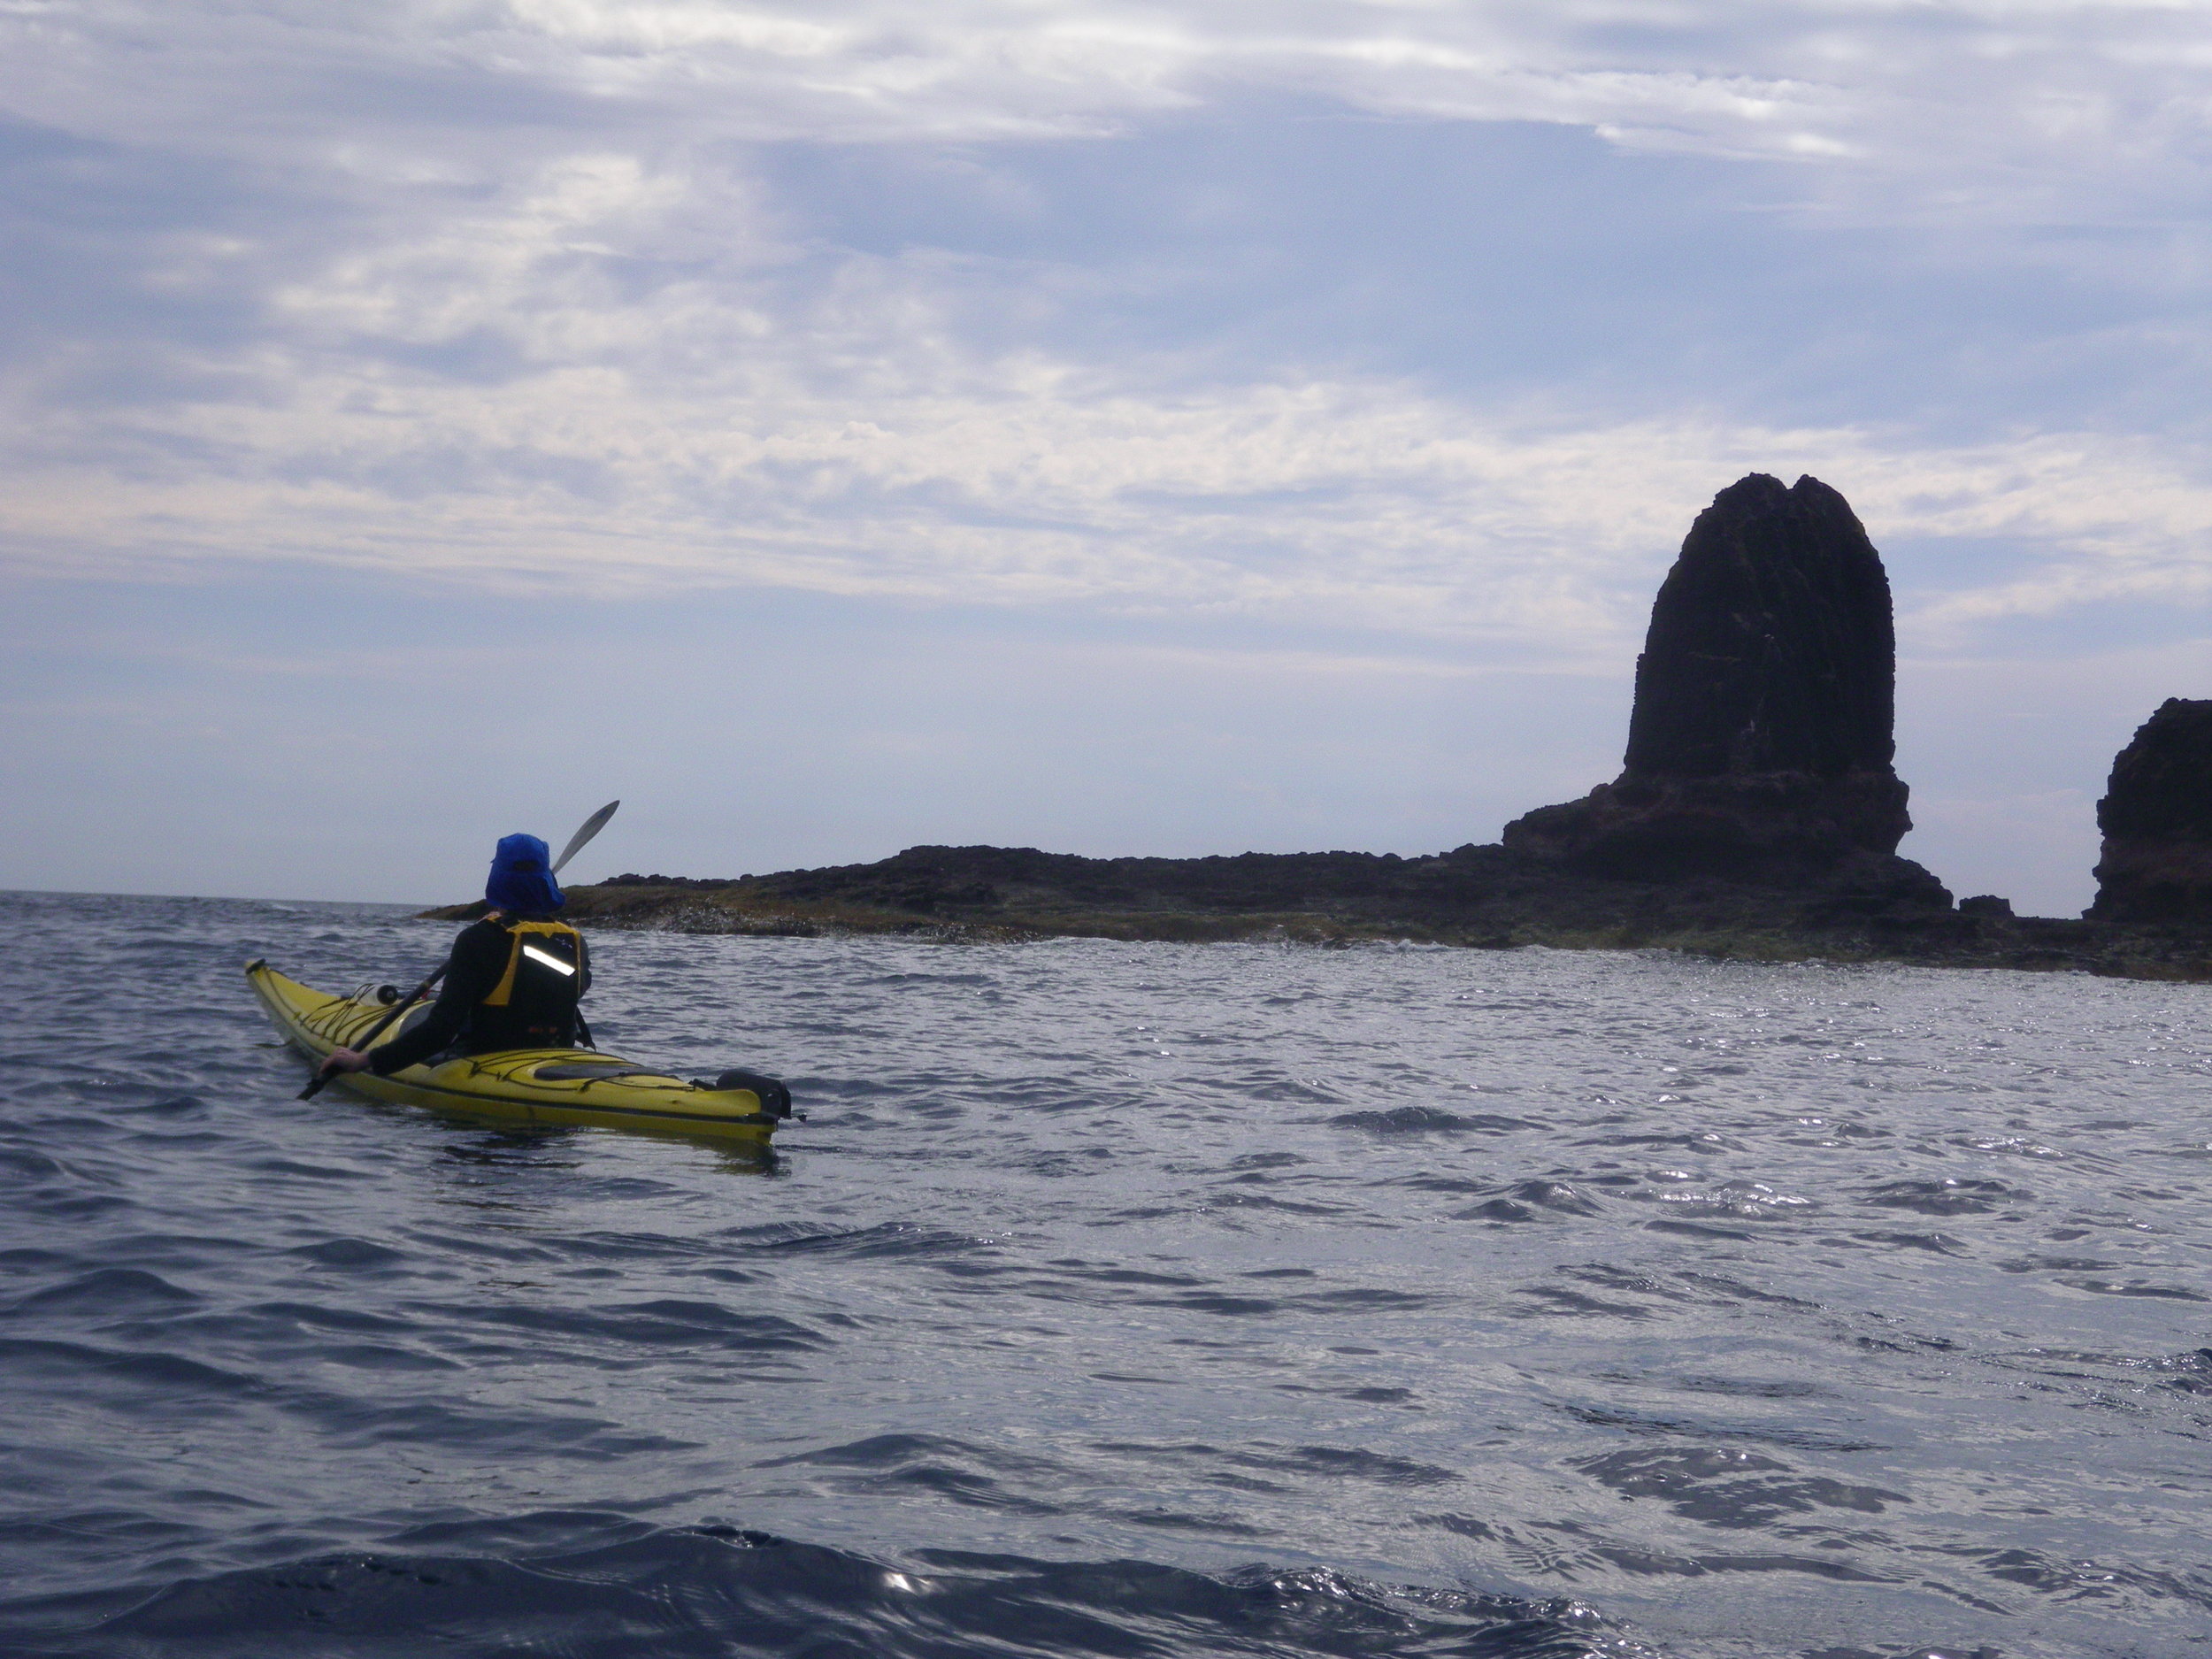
[9,242,2208,642]
[4,2,2208,214]
[0,1,2207,646]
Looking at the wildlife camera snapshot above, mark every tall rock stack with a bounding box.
[2088,699,2212,924]
[1503,473,1933,889]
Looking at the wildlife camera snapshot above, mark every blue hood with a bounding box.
[485,833,564,915]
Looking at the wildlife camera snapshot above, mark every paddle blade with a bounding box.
[552,799,620,875]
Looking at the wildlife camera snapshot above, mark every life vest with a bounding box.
[481,918,584,1010]
[463,916,587,1051]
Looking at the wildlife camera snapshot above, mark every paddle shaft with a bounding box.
[297,964,447,1100]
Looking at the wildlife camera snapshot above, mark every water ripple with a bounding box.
[3,891,2209,1656]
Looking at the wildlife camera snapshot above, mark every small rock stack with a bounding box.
[2089,698,2212,924]
[1503,472,1940,899]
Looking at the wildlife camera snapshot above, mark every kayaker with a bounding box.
[317,833,593,1082]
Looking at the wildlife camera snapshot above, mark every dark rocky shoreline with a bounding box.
[433,842,2209,980]
[428,474,2212,980]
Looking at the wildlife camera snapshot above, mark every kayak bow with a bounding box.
[247,960,784,1145]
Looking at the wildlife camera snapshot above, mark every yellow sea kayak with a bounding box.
[246,960,787,1145]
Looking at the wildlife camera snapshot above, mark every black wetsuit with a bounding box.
[368,914,592,1075]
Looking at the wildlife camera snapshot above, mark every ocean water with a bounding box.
[2,889,2208,1659]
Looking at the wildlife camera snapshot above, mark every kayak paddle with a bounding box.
[553,799,620,876]
[297,800,621,1101]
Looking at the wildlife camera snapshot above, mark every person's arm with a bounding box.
[320,924,504,1079]
[370,923,509,1073]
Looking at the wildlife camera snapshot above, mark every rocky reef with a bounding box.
[2090,698,2212,926]
[421,476,2212,979]
[522,842,2146,973]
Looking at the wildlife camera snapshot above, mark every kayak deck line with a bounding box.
[244,960,782,1144]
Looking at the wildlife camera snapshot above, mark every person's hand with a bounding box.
[319,1048,373,1077]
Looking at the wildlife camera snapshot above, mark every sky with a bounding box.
[3,2,2208,914]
